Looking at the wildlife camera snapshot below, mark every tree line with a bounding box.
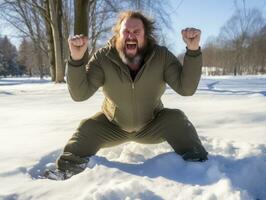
[0,0,173,82]
[201,6,266,75]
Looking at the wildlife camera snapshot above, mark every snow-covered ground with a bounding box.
[0,75,266,200]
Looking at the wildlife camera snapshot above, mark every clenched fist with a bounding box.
[181,28,201,50]
[68,34,88,61]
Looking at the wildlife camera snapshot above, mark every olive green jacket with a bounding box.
[66,44,202,132]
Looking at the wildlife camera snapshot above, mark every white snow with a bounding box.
[0,75,266,200]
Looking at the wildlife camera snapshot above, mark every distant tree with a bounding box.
[0,51,7,77]
[0,0,63,81]
[248,25,266,74]
[17,38,32,76]
[219,8,264,75]
[0,36,16,62]
[0,0,50,79]
[201,4,266,76]
[0,35,26,77]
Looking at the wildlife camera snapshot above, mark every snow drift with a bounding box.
[0,75,266,200]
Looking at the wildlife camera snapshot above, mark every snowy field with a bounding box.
[0,75,266,200]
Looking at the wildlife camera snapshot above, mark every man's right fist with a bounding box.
[68,34,88,61]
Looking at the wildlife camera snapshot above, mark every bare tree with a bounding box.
[0,0,67,82]
[0,35,25,77]
[42,0,56,81]
[0,0,52,78]
[219,7,264,75]
[248,25,266,74]
[201,6,265,76]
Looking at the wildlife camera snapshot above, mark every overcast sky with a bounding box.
[0,0,266,55]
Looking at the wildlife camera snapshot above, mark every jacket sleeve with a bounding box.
[66,53,105,101]
[163,48,202,96]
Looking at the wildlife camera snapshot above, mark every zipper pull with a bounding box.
[132,83,134,89]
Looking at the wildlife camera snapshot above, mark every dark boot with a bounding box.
[44,161,87,180]
[181,146,208,162]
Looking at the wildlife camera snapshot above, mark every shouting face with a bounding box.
[116,17,146,65]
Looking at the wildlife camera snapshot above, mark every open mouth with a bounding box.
[126,41,137,51]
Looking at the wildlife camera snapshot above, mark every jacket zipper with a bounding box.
[131,79,136,131]
[129,52,155,131]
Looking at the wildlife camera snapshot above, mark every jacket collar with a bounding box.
[106,43,130,78]
[106,42,125,67]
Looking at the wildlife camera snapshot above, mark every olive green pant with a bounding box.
[56,108,207,171]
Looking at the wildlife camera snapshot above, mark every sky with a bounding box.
[0,0,266,55]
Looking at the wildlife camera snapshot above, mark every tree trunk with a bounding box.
[74,0,89,36]
[32,9,44,79]
[62,1,71,71]
[74,0,89,62]
[57,0,65,75]
[44,0,56,81]
[49,0,65,83]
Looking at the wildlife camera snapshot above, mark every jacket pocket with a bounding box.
[102,98,116,121]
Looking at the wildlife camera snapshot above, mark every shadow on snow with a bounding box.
[92,152,266,199]
[0,150,61,179]
[198,88,266,96]
[13,147,266,199]
[0,91,14,95]
[198,80,266,96]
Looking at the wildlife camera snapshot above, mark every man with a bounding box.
[46,11,208,180]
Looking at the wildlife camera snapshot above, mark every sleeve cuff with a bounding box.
[68,56,86,67]
[185,47,202,57]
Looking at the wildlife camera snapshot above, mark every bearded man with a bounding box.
[46,11,208,180]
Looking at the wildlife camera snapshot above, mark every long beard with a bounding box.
[118,50,142,66]
[116,39,147,66]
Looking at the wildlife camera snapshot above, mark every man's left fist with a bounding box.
[181,28,201,50]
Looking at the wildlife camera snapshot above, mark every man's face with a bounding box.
[117,18,146,60]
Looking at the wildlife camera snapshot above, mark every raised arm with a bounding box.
[164,28,202,96]
[66,35,104,101]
